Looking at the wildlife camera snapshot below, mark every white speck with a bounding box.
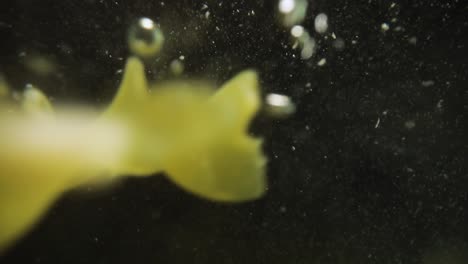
[394,26,403,32]
[305,125,310,130]
[436,99,444,110]
[421,80,435,87]
[314,13,328,34]
[331,32,337,39]
[317,58,327,66]
[279,206,287,213]
[375,117,381,128]
[201,4,208,10]
[390,2,396,8]
[408,36,417,45]
[205,11,210,19]
[405,120,416,129]
[291,146,296,151]
[179,55,185,60]
[381,23,390,32]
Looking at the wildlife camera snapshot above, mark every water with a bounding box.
[1,1,468,263]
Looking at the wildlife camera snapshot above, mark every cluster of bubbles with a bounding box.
[127,16,295,118]
[277,0,317,60]
[277,0,343,63]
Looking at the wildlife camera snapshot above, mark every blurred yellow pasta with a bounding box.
[0,57,266,252]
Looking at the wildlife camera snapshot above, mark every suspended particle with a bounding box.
[277,0,308,27]
[169,59,184,76]
[332,38,345,50]
[408,36,417,45]
[264,93,296,118]
[317,58,327,66]
[421,80,435,87]
[290,25,305,38]
[381,23,390,32]
[128,17,165,58]
[314,13,328,34]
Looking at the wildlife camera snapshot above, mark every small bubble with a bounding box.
[317,58,327,66]
[314,13,328,34]
[264,93,296,118]
[290,25,304,38]
[301,38,316,59]
[421,80,435,87]
[277,0,308,27]
[128,17,164,58]
[436,99,444,111]
[169,59,184,76]
[381,23,390,32]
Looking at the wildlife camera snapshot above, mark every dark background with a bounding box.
[1,0,468,263]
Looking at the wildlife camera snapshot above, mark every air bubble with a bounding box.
[169,59,184,76]
[277,0,308,27]
[128,17,165,58]
[381,23,390,32]
[317,58,327,66]
[264,93,296,118]
[314,13,328,34]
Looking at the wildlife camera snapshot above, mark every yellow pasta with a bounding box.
[0,57,266,252]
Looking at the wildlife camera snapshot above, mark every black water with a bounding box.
[1,1,468,263]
